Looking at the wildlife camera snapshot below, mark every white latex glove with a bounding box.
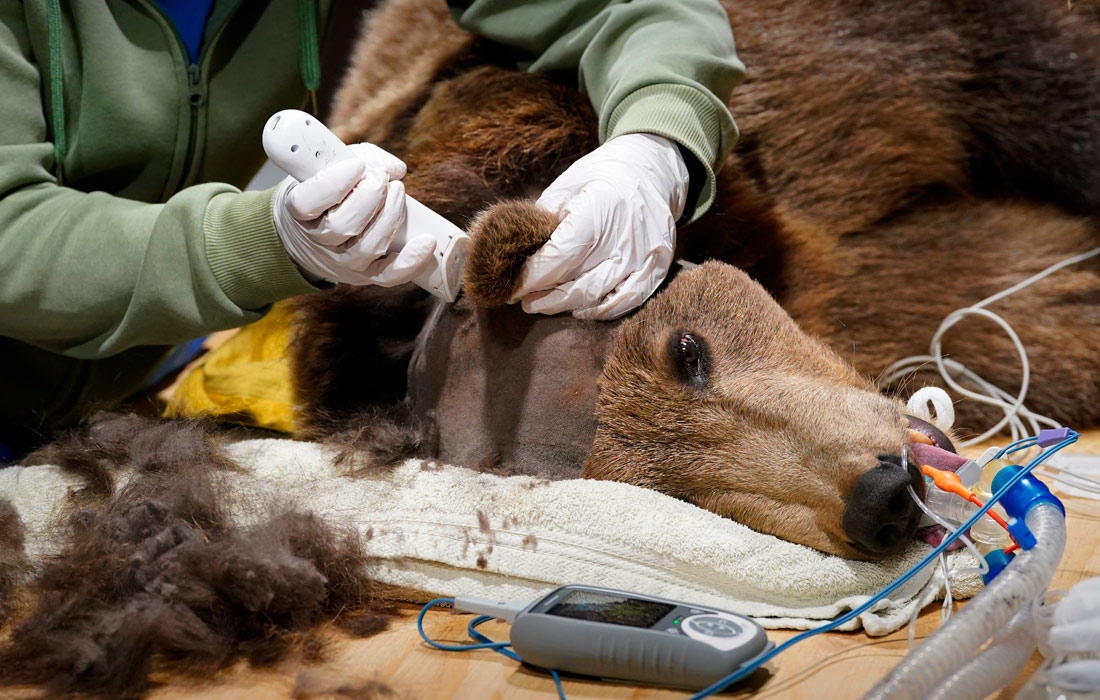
[273,143,436,286]
[512,133,689,320]
[1049,576,1100,692]
[1050,576,1100,653]
[1051,660,1100,693]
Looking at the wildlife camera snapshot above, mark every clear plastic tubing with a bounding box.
[862,502,1066,700]
[925,607,1034,700]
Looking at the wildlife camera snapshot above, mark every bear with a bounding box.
[290,0,1100,559]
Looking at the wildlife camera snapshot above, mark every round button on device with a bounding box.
[686,615,741,638]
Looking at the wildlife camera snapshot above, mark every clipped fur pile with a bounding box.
[0,414,394,700]
[21,412,238,497]
[462,200,560,307]
[316,403,439,478]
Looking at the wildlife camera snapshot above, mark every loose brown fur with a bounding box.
[22,412,239,498]
[299,0,1100,558]
[324,404,439,478]
[0,415,393,700]
[291,670,405,700]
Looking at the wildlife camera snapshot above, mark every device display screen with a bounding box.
[544,590,676,629]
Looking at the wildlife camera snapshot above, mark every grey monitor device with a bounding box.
[507,584,772,689]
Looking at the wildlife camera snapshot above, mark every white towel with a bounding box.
[0,437,980,636]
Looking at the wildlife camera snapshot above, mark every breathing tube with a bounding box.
[925,607,1037,700]
[863,453,1067,700]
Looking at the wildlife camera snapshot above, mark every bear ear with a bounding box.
[462,200,559,307]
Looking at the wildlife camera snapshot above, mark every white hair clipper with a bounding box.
[262,109,469,302]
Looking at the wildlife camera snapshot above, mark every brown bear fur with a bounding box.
[312,0,1100,429]
[462,201,561,306]
[585,261,915,556]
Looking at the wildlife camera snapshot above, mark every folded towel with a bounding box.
[0,437,980,636]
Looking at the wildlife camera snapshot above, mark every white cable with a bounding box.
[1036,464,1100,496]
[882,246,1100,449]
[890,250,1100,661]
[905,555,958,652]
[909,575,942,651]
[932,308,1030,444]
[973,247,1100,310]
[940,555,954,626]
[884,355,1059,450]
[907,387,956,432]
[452,596,529,623]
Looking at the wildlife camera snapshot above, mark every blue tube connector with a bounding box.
[991,464,1065,550]
[991,464,1065,518]
[982,549,1016,584]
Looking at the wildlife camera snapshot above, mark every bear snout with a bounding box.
[841,454,925,558]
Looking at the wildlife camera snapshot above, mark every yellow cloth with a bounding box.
[165,301,298,433]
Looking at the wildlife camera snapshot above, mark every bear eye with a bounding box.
[679,334,699,368]
[669,331,709,388]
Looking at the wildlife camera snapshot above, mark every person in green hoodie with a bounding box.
[0,0,744,459]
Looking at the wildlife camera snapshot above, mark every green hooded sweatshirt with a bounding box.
[0,0,743,450]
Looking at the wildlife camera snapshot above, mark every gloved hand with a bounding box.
[1050,576,1100,653]
[273,143,437,286]
[1048,576,1100,692]
[511,133,690,320]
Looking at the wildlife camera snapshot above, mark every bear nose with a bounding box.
[842,454,924,557]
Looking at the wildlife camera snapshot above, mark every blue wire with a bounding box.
[416,598,515,653]
[421,603,566,699]
[466,611,567,695]
[996,436,1038,460]
[549,669,566,699]
[417,432,1077,700]
[466,616,566,699]
[467,615,522,662]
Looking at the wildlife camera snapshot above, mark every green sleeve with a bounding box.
[0,2,316,361]
[448,0,745,220]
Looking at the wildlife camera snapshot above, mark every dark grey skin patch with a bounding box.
[409,298,619,480]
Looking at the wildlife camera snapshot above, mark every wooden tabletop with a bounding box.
[131,443,1100,700]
